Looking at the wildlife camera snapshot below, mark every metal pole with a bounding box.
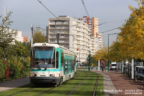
[88,51,91,71]
[131,58,134,79]
[108,34,110,71]
[79,49,80,65]
[46,26,49,43]
[98,60,100,71]
[31,25,34,46]
[56,33,60,44]
[107,33,118,72]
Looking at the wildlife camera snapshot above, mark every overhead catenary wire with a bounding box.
[81,0,90,17]
[100,27,120,34]
[37,0,56,17]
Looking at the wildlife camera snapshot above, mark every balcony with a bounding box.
[49,21,69,25]
[49,27,69,30]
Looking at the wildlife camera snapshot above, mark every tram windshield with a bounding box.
[32,47,55,69]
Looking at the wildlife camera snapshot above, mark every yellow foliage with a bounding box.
[93,47,108,60]
[26,56,30,62]
[115,3,144,60]
[129,5,134,11]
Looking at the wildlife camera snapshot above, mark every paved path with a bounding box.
[106,72,144,96]
[0,78,30,92]
[91,68,118,96]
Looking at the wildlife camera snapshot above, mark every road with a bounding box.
[0,78,29,92]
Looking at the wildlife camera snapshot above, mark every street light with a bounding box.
[108,33,117,71]
[88,50,91,71]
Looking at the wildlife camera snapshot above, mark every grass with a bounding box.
[96,74,104,96]
[0,71,104,96]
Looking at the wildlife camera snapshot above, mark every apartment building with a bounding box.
[8,29,24,44]
[48,16,104,63]
[82,16,98,37]
[48,16,90,62]
[89,37,98,55]
[82,16,104,55]
[8,29,29,45]
[97,33,104,49]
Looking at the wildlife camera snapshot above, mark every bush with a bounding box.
[20,57,30,77]
[0,59,6,80]
[8,57,20,79]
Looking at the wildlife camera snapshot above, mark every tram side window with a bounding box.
[51,50,55,68]
[61,52,64,66]
[56,52,59,68]
[72,60,74,70]
[65,60,68,72]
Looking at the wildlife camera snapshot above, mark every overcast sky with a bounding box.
[0,0,138,46]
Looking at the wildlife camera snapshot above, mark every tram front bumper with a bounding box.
[30,77,61,84]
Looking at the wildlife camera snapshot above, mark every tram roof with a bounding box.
[32,43,75,56]
[32,43,59,48]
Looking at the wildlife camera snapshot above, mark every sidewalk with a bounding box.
[91,68,118,96]
[97,71,118,96]
[0,78,30,92]
[105,72,144,96]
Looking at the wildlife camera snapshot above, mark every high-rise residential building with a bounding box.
[8,29,29,44]
[23,36,28,42]
[97,33,104,49]
[48,16,90,63]
[89,37,98,55]
[91,17,99,38]
[81,16,99,37]
[48,16,104,63]
[82,16,103,55]
[8,29,24,44]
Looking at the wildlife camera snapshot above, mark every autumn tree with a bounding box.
[109,41,123,61]
[93,47,108,61]
[117,2,144,60]
[33,27,46,43]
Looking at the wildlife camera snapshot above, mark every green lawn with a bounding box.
[0,71,104,96]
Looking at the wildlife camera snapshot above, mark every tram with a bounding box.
[30,43,77,86]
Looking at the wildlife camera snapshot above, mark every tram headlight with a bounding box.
[50,74,55,77]
[30,73,36,77]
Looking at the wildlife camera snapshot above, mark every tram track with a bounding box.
[34,87,54,96]
[0,71,102,96]
[66,72,89,96]
[92,75,98,96]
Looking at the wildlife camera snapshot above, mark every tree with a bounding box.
[0,12,15,58]
[93,47,108,61]
[33,28,46,43]
[109,1,144,61]
[0,12,30,80]
[109,41,123,61]
[118,2,144,60]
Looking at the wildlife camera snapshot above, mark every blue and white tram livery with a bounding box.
[30,43,77,86]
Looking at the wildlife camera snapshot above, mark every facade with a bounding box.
[48,16,104,63]
[14,30,24,42]
[89,37,98,56]
[9,29,24,43]
[82,16,103,55]
[91,17,99,37]
[23,36,28,42]
[97,33,104,49]
[81,16,99,38]
[48,16,90,62]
